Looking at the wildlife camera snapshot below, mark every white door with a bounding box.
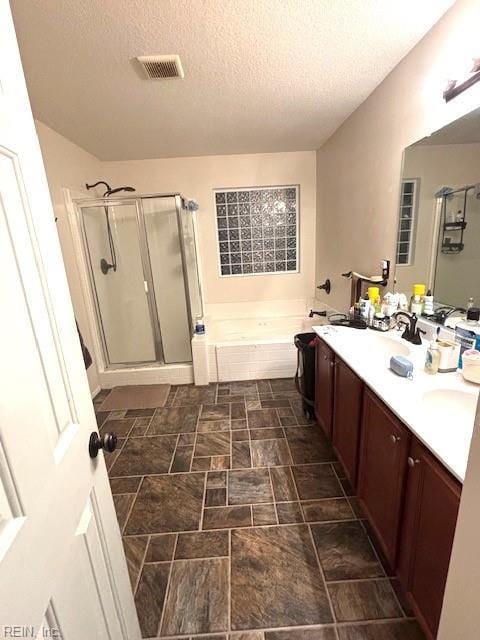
[0,3,141,638]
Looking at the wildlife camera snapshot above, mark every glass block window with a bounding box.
[396,179,419,266]
[214,185,299,276]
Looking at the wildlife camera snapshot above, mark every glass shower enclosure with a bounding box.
[76,194,202,368]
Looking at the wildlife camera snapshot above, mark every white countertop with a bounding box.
[313,325,480,483]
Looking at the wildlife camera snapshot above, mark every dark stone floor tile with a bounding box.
[279,415,299,427]
[146,533,176,562]
[248,408,280,428]
[251,439,292,467]
[211,455,231,470]
[328,579,402,622]
[161,558,229,636]
[149,406,199,435]
[206,487,227,507]
[178,432,196,446]
[195,432,231,457]
[109,435,177,477]
[292,464,343,500]
[135,562,170,638]
[192,457,212,471]
[340,477,355,496]
[171,445,193,472]
[232,429,250,441]
[231,525,333,629]
[95,411,110,428]
[230,633,264,640]
[265,628,336,639]
[276,501,304,523]
[122,536,148,589]
[231,419,248,430]
[261,399,291,408]
[310,521,384,580]
[100,418,135,437]
[207,470,227,488]
[198,419,231,432]
[336,620,425,640]
[252,503,277,525]
[348,497,366,519]
[285,427,336,464]
[228,469,273,505]
[113,494,134,532]
[257,380,272,394]
[270,466,298,501]
[126,408,155,418]
[249,427,285,440]
[389,577,414,617]
[203,506,252,530]
[110,476,142,495]
[270,378,296,392]
[174,385,216,405]
[125,473,205,534]
[302,499,355,522]
[130,424,150,437]
[175,530,229,559]
[201,404,231,420]
[232,441,252,469]
[231,402,247,420]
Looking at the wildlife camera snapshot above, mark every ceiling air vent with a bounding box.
[137,55,184,80]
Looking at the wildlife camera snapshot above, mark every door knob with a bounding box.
[89,431,117,458]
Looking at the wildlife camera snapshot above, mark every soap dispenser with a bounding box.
[425,331,440,375]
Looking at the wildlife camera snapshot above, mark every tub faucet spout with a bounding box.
[309,309,327,318]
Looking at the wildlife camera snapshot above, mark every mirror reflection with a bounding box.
[395,106,480,326]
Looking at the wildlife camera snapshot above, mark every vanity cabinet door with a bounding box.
[358,388,410,567]
[332,356,363,488]
[398,439,461,639]
[314,338,334,437]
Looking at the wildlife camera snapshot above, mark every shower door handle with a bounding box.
[143,280,149,293]
[89,432,117,458]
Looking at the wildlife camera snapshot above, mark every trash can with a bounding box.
[294,332,317,418]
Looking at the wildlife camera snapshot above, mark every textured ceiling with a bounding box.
[11,0,454,160]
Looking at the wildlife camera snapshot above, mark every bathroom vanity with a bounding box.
[312,326,476,640]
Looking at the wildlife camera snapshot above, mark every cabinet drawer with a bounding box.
[358,388,410,567]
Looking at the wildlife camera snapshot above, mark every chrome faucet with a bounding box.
[392,311,425,345]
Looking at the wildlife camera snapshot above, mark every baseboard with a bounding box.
[90,385,101,399]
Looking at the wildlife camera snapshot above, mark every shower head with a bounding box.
[85,181,136,197]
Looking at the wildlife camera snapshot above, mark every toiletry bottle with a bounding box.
[411,295,423,316]
[360,294,371,323]
[423,290,434,316]
[425,334,440,374]
[467,297,475,310]
[455,307,480,368]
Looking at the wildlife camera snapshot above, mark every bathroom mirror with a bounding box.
[394,106,480,313]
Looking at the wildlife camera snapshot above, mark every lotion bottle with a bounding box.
[425,333,440,374]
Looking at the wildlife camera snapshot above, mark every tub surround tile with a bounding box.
[109,435,177,477]
[203,506,252,530]
[161,558,229,636]
[247,409,280,428]
[145,533,176,562]
[328,579,403,622]
[310,521,384,581]
[292,464,343,500]
[231,525,333,629]
[125,473,205,534]
[251,439,292,467]
[122,535,148,589]
[228,469,273,505]
[175,530,229,559]
[135,562,170,638]
[148,406,199,435]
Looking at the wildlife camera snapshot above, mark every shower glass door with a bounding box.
[81,202,158,365]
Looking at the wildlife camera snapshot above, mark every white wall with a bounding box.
[397,142,480,306]
[102,151,317,306]
[315,0,480,313]
[35,120,102,393]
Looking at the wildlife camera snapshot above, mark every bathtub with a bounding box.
[204,314,324,382]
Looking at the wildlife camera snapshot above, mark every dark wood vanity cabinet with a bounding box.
[314,338,334,437]
[332,356,363,488]
[398,439,461,639]
[357,388,410,567]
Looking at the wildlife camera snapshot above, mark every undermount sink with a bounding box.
[422,389,478,423]
[367,334,410,358]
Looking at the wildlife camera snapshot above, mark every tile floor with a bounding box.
[94,379,425,640]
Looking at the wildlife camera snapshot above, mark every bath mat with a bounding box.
[100,384,170,411]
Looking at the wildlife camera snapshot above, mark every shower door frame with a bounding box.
[74,196,169,369]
